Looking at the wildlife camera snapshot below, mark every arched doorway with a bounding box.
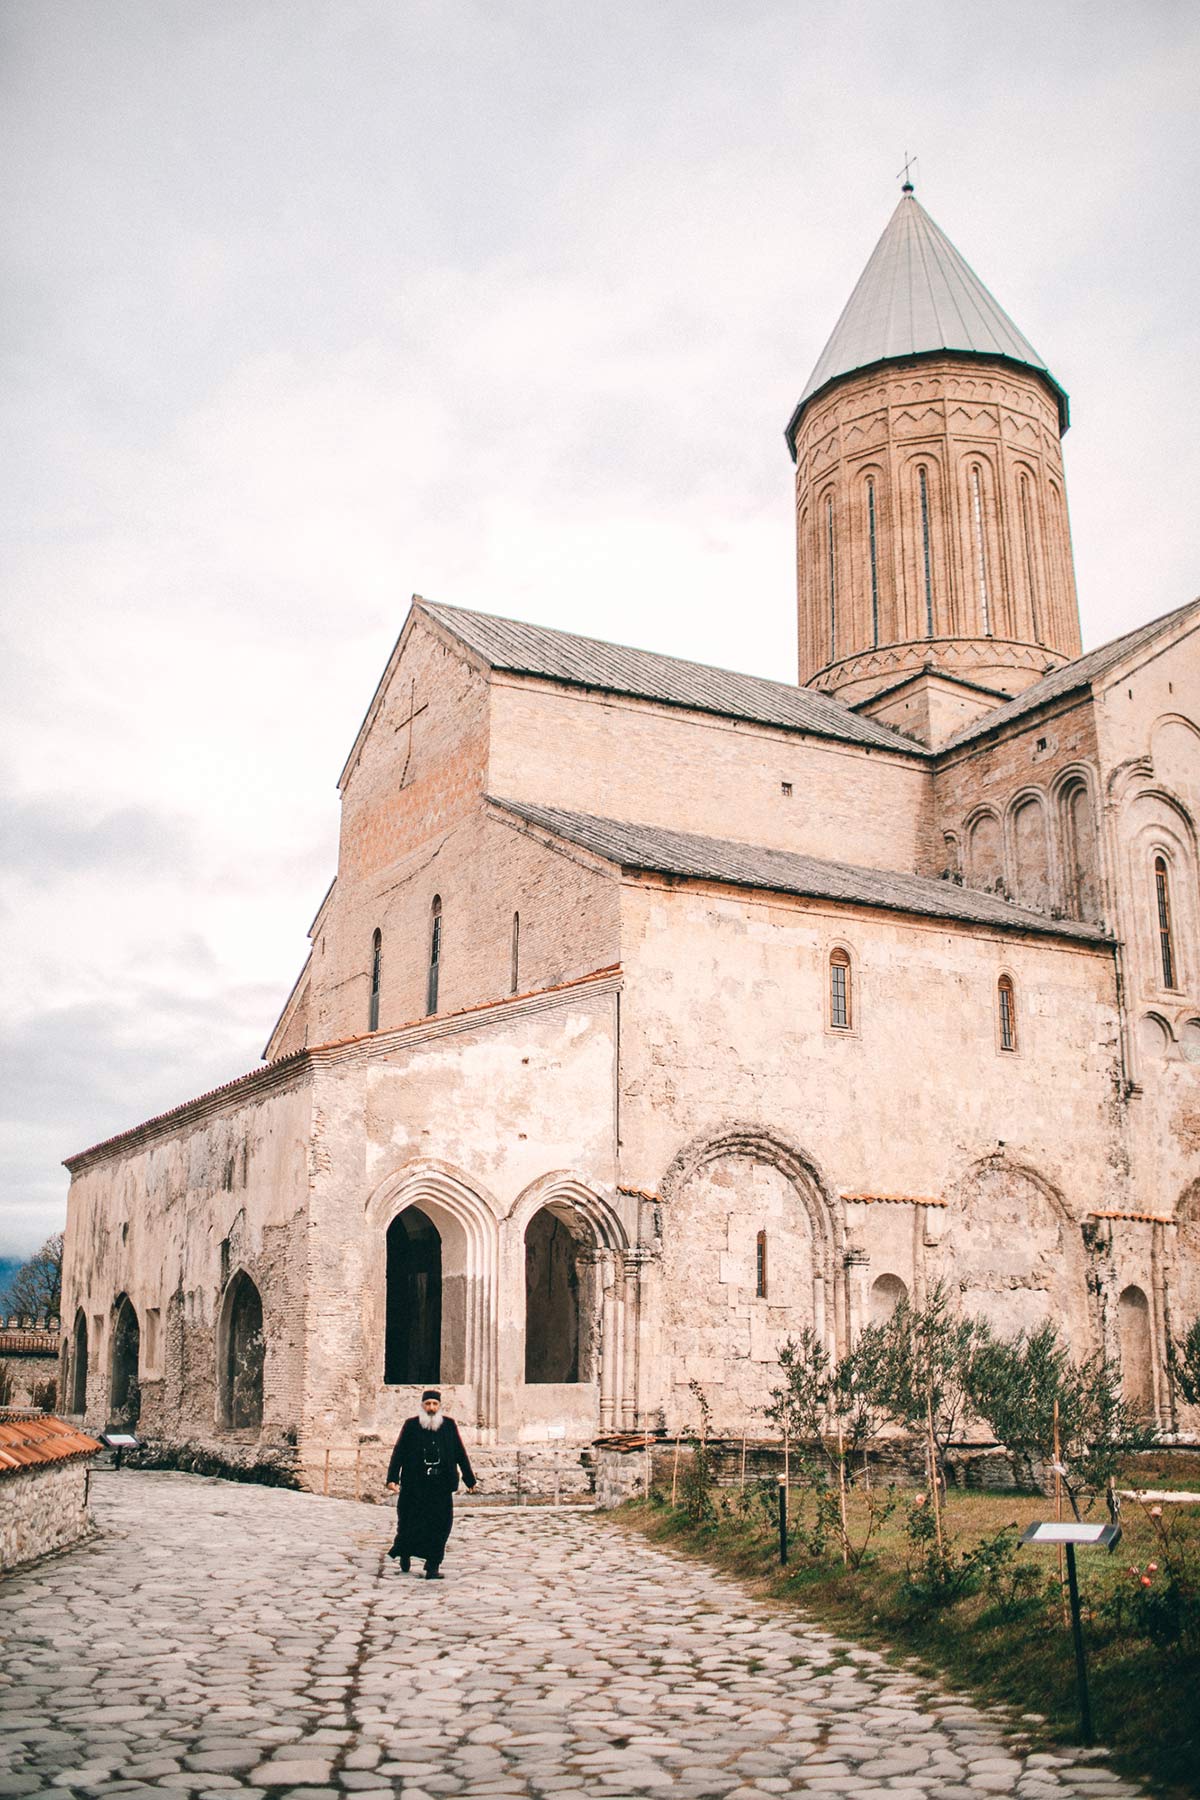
[219,1272,265,1429]
[525,1209,581,1383]
[71,1309,88,1413]
[110,1296,141,1428]
[1119,1285,1155,1416]
[385,1206,442,1384]
[870,1273,907,1325]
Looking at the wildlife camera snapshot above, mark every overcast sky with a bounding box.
[2,1,1198,1257]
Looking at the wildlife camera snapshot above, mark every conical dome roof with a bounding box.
[786,189,1068,453]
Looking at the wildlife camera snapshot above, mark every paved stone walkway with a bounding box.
[0,1472,1141,1800]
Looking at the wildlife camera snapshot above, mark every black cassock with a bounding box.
[386,1416,476,1567]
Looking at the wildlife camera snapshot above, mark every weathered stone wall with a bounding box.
[0,1350,58,1409]
[932,694,1103,911]
[297,975,626,1490]
[488,676,934,875]
[617,875,1122,1434]
[61,1069,313,1457]
[0,1462,93,1571]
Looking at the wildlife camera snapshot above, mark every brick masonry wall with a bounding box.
[298,619,622,1049]
[792,358,1081,699]
[0,1461,93,1571]
[488,676,935,875]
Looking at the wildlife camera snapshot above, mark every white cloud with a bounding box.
[1,0,1198,1252]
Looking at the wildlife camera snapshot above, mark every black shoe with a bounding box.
[400,1555,411,1573]
[425,1565,443,1580]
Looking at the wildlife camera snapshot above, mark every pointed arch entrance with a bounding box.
[510,1175,632,1434]
[110,1295,141,1428]
[366,1164,501,1440]
[218,1271,265,1429]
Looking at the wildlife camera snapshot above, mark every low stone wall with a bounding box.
[593,1436,1061,1509]
[122,1437,301,1488]
[0,1461,92,1571]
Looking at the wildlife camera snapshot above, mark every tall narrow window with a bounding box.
[998,975,1017,1051]
[866,479,880,647]
[427,896,442,1015]
[1019,475,1041,643]
[826,495,837,660]
[918,466,934,637]
[1154,858,1176,988]
[510,911,520,995]
[755,1230,768,1300]
[829,948,851,1030]
[368,929,382,1032]
[971,465,992,636]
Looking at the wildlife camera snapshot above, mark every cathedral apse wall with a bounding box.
[616,874,1122,1434]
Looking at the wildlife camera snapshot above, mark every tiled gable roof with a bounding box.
[941,599,1200,751]
[493,801,1111,944]
[0,1414,102,1476]
[419,600,928,758]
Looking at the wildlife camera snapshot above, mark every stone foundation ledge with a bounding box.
[115,1436,301,1488]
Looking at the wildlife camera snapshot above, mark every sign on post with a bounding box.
[1019,1519,1122,1744]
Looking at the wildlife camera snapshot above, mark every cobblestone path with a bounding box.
[0,1472,1141,1800]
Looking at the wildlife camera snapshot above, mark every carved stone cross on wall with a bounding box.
[393,678,429,788]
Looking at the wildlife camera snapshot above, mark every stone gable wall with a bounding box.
[301,620,622,1049]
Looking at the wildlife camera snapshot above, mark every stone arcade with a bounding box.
[60,187,1200,1490]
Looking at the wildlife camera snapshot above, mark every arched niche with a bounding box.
[943,1159,1085,1343]
[1055,773,1101,923]
[966,810,1004,893]
[1010,792,1051,912]
[110,1295,141,1429]
[70,1309,88,1414]
[870,1273,907,1325]
[385,1206,443,1385]
[218,1271,265,1430]
[1118,1285,1155,1416]
[658,1129,839,1432]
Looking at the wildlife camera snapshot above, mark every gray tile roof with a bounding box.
[941,599,1200,751]
[787,191,1068,447]
[493,801,1111,944]
[419,600,928,758]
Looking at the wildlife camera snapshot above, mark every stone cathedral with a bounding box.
[61,187,1200,1489]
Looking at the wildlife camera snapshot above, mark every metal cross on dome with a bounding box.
[897,151,917,193]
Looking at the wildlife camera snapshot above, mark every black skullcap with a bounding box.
[421,1389,442,1402]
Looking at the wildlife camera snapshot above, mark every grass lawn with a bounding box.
[614,1466,1199,1798]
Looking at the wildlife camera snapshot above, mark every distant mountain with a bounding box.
[0,1256,23,1307]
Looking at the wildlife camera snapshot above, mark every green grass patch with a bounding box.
[612,1477,1200,1798]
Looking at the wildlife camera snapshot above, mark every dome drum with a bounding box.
[794,357,1081,702]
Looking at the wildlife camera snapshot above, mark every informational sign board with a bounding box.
[1020,1521,1121,1549]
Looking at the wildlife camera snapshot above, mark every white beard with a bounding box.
[418,1411,444,1431]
